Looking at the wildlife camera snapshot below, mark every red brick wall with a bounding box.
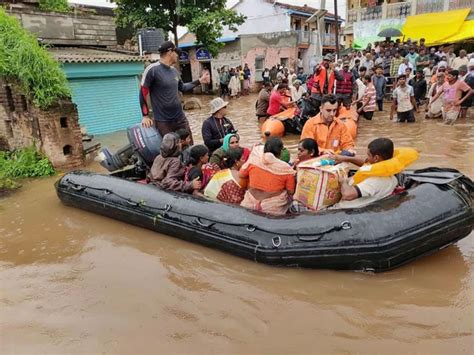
[0,81,85,169]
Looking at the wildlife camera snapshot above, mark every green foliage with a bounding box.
[0,8,71,109]
[113,0,246,57]
[38,0,70,13]
[186,8,245,57]
[0,147,56,181]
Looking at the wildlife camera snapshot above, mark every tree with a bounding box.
[113,0,246,57]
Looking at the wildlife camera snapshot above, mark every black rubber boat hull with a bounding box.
[55,169,473,272]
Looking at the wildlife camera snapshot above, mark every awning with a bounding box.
[179,36,239,49]
[429,20,474,46]
[402,8,470,45]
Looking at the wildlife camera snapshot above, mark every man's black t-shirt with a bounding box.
[142,62,198,122]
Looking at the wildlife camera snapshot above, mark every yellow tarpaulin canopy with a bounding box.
[429,20,474,46]
[402,8,471,45]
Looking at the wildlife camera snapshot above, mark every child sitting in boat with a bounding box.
[149,133,201,193]
[176,128,192,164]
[176,128,192,150]
[185,145,220,191]
[204,147,247,205]
[331,138,419,209]
[240,137,296,216]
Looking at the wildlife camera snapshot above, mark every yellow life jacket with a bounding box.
[352,148,419,185]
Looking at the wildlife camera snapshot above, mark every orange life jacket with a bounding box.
[310,65,335,95]
[336,106,358,141]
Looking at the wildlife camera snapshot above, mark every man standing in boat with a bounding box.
[140,41,210,143]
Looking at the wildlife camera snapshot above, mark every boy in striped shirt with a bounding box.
[354,75,376,120]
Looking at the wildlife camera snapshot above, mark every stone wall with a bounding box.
[0,81,84,169]
[6,2,117,47]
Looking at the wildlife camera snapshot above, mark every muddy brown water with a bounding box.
[1,94,473,353]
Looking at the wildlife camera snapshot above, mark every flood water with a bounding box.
[1,94,473,353]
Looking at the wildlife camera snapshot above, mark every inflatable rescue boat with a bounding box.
[56,167,473,272]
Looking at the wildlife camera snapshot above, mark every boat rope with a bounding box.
[65,181,352,238]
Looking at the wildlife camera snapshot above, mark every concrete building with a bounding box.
[49,48,145,135]
[344,0,474,48]
[6,0,144,136]
[179,32,299,93]
[179,0,344,91]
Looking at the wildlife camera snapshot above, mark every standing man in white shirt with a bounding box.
[398,58,413,76]
[390,74,418,122]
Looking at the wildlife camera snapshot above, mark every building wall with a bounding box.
[7,5,117,47]
[241,32,298,90]
[181,48,211,94]
[210,41,243,92]
[31,102,84,169]
[182,32,299,93]
[243,46,298,85]
[221,0,291,38]
[0,81,84,169]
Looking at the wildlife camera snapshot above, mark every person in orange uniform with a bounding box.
[310,54,336,113]
[300,94,355,154]
[336,99,358,141]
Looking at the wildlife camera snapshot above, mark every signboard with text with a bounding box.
[179,51,189,62]
[196,48,212,61]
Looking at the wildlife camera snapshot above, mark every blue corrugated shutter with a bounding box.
[68,76,142,135]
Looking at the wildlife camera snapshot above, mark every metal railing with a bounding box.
[360,5,383,21]
[449,0,474,10]
[295,31,337,46]
[346,0,473,24]
[347,8,358,23]
[323,33,336,46]
[386,2,412,17]
[296,30,311,45]
[416,0,444,14]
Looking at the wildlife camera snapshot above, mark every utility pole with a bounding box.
[334,0,339,57]
[319,0,326,59]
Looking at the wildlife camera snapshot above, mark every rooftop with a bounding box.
[269,1,343,21]
[48,47,144,64]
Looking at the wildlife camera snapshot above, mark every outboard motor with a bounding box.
[98,124,162,172]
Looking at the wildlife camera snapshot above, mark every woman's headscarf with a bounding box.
[160,133,181,158]
[242,145,295,176]
[222,133,239,152]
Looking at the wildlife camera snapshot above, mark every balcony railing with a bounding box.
[416,0,444,14]
[295,30,337,46]
[449,0,473,10]
[386,2,412,18]
[296,30,311,45]
[347,9,358,23]
[323,33,337,46]
[346,0,474,25]
[360,5,383,20]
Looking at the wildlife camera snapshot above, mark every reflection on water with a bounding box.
[0,94,473,353]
